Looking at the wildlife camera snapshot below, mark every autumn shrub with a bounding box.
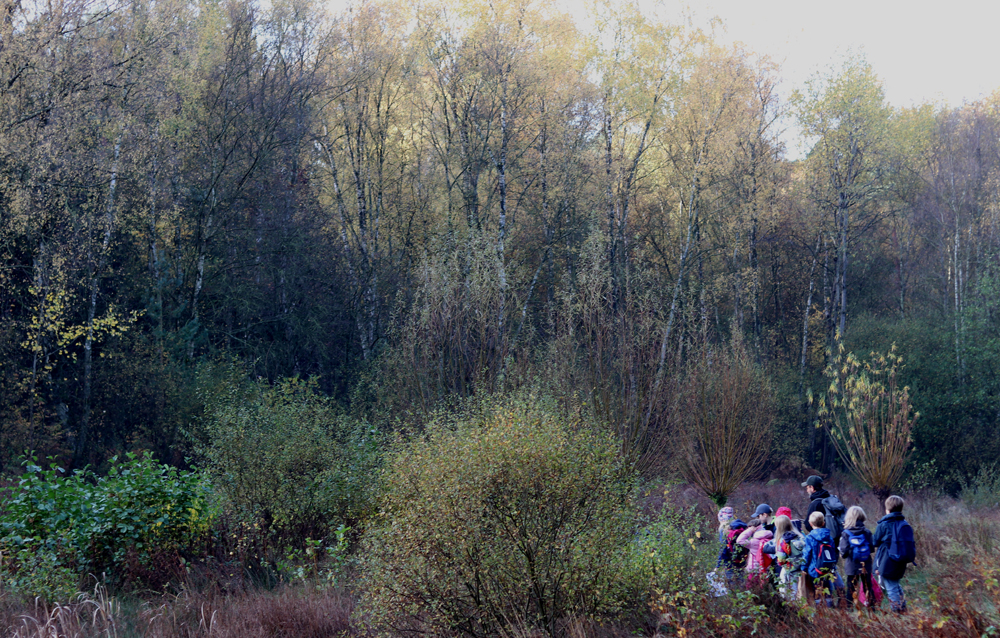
[357,395,637,637]
[675,334,775,507]
[198,376,381,548]
[627,502,711,594]
[0,452,213,598]
[816,344,917,500]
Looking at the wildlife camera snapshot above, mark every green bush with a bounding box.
[357,395,637,637]
[960,462,1000,509]
[0,452,212,598]
[198,376,381,543]
[629,503,712,594]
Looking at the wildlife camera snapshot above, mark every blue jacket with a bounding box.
[802,527,836,578]
[873,511,908,579]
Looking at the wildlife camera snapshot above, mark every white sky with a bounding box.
[678,0,1000,110]
[325,0,1000,109]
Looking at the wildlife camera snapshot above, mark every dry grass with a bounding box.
[0,585,356,638]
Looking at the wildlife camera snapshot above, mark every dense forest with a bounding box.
[0,0,997,490]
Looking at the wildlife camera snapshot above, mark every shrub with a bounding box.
[0,452,212,597]
[629,503,711,595]
[357,395,636,637]
[198,376,382,545]
[960,463,1000,510]
[816,343,917,500]
[676,334,775,507]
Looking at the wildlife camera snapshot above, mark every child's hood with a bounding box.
[808,527,833,543]
[753,528,773,540]
[877,512,906,525]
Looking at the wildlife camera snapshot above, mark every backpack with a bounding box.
[888,520,916,565]
[726,528,748,569]
[847,530,871,563]
[816,540,838,571]
[779,535,806,570]
[755,538,774,572]
[822,495,847,540]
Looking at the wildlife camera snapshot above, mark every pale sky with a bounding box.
[679,0,1000,110]
[326,0,1000,109]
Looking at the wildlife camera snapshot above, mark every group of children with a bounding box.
[715,475,917,613]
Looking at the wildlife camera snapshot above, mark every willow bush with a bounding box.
[816,343,916,500]
[676,333,776,507]
[356,395,637,637]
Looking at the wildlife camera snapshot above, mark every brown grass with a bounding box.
[1,585,356,638]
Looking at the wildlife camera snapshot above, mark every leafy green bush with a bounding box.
[198,376,381,544]
[357,395,637,637]
[0,452,212,598]
[629,504,711,593]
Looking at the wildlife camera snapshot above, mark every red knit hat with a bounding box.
[776,506,793,518]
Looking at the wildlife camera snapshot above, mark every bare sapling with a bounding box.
[677,332,775,507]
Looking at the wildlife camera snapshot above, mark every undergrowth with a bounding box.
[3,476,1000,637]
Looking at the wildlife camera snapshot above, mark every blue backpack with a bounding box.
[847,530,871,562]
[882,519,916,580]
[889,521,916,565]
[817,540,838,571]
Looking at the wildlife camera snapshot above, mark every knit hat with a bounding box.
[717,506,734,524]
[752,503,773,517]
[776,506,793,518]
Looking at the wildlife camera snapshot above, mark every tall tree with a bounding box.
[794,57,896,347]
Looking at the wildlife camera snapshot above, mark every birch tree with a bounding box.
[794,58,895,348]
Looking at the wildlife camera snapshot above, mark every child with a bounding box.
[873,495,916,613]
[737,516,775,583]
[717,518,748,575]
[773,514,806,600]
[803,511,840,607]
[839,505,875,608]
[717,506,734,545]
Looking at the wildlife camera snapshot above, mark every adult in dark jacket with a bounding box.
[838,505,875,607]
[873,495,912,613]
[801,475,831,532]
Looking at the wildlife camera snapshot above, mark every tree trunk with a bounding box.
[77,130,122,464]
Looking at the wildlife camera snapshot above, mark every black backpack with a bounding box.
[822,495,847,541]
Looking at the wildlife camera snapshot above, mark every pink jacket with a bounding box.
[737,526,774,572]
